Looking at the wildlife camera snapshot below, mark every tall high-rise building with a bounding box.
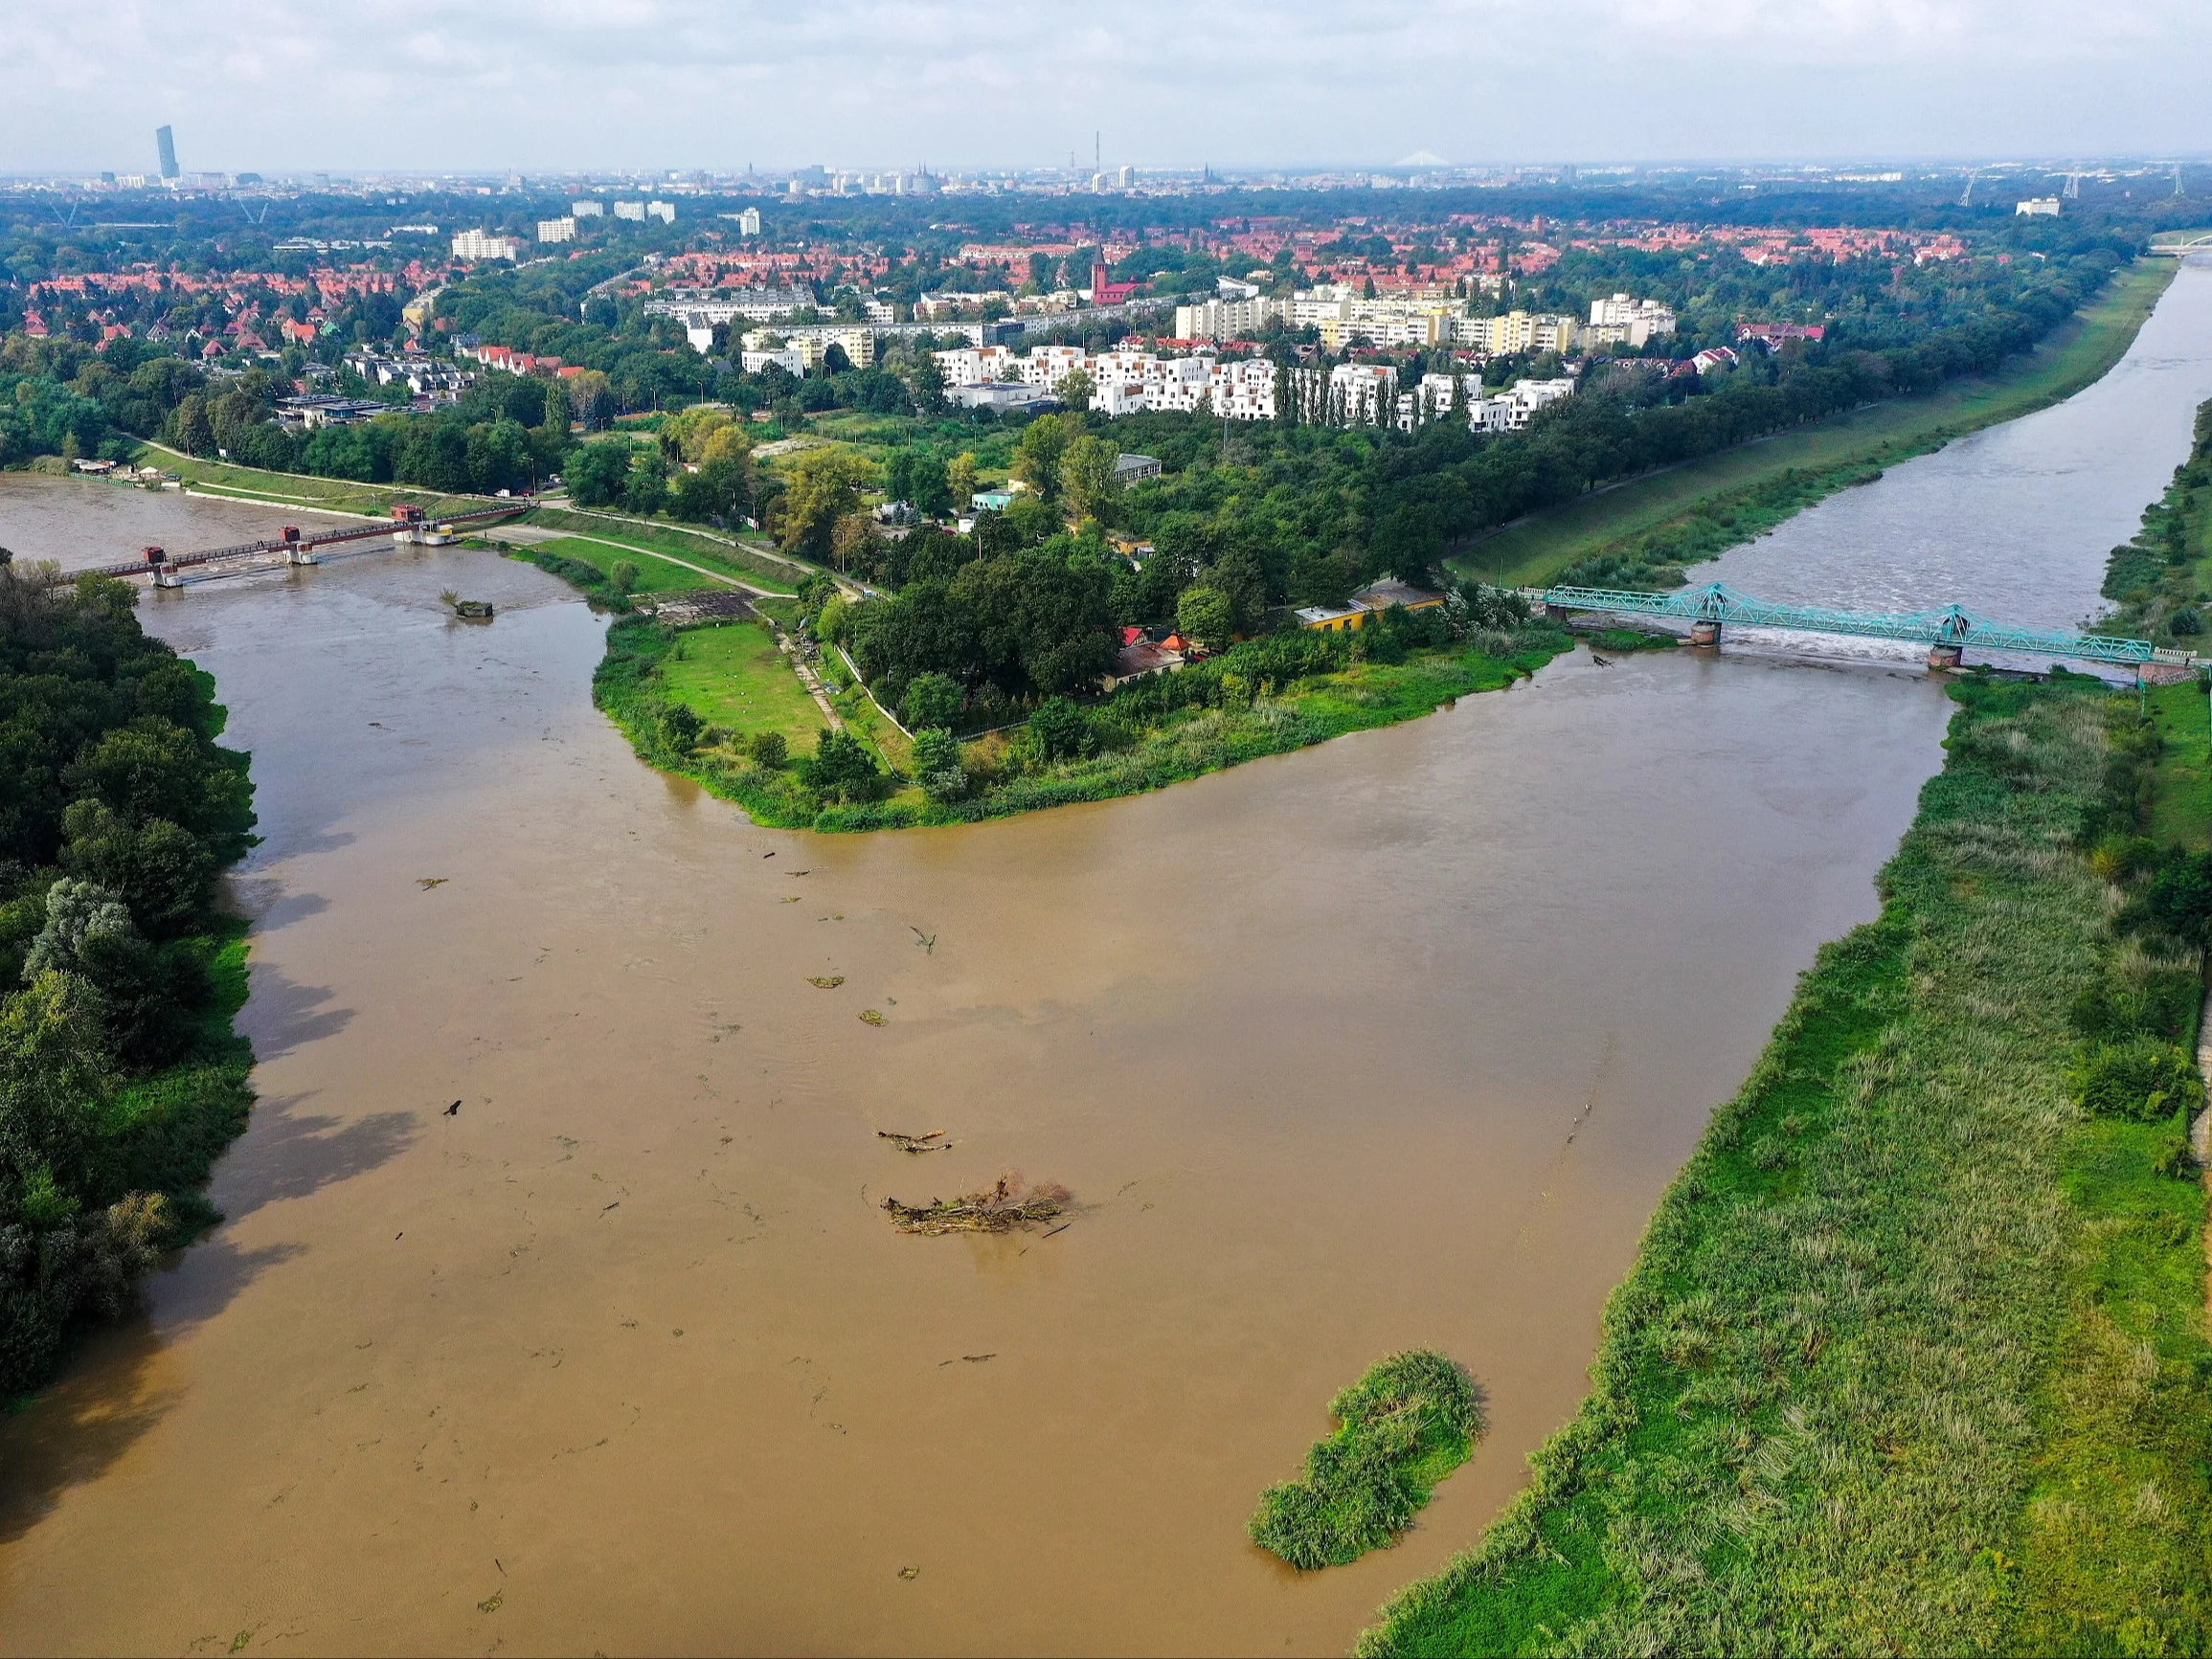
[155,125,179,181]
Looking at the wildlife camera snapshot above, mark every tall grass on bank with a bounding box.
[1253,1352,1485,1571]
[1360,674,2212,1656]
[2097,396,2212,649]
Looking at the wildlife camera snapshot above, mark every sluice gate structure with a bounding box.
[56,504,526,590]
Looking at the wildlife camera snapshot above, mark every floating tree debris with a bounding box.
[882,1173,1070,1235]
[878,1130,949,1154]
[806,975,845,989]
[859,1009,886,1026]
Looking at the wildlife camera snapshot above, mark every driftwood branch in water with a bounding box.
[881,1173,1071,1234]
[877,1129,950,1154]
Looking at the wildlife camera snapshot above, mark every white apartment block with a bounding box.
[1016,345,1091,390]
[1291,284,1355,328]
[537,217,576,244]
[1208,358,1277,420]
[741,347,807,377]
[933,346,1020,386]
[1457,310,1581,354]
[1584,293,1676,347]
[572,200,605,217]
[1387,371,1579,433]
[736,207,762,235]
[2016,197,2061,216]
[928,342,1571,433]
[1470,376,1576,432]
[1173,297,1289,342]
[739,325,875,370]
[1414,372,1472,423]
[933,345,1278,419]
[613,200,646,221]
[1293,362,1397,424]
[642,287,817,325]
[450,229,523,261]
[1323,309,1458,350]
[646,201,676,224]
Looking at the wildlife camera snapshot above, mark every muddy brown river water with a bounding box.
[0,261,2207,1656]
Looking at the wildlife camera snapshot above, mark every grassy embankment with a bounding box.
[516,505,804,593]
[588,613,1575,833]
[2097,397,2212,652]
[1360,671,2212,1656]
[128,440,486,519]
[1456,259,2177,594]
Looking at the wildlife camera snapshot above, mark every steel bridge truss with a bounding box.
[1543,582,2167,668]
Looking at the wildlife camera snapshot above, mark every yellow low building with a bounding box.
[1295,579,1447,632]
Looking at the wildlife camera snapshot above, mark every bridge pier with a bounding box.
[1687,619,1721,647]
[285,546,319,566]
[1927,643,1963,671]
[1544,602,1570,624]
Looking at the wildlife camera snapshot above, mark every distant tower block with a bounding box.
[155,125,179,181]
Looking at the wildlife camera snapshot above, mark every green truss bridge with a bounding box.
[1541,582,2188,673]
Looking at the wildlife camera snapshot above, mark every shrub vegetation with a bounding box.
[1252,1351,1486,1571]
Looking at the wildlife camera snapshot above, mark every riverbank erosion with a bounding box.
[1361,672,2212,1656]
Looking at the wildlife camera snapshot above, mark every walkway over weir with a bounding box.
[55,504,525,589]
[1542,582,2186,672]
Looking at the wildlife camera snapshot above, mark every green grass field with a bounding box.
[658,621,829,751]
[1455,260,2178,591]
[521,535,729,595]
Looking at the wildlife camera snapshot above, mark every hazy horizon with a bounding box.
[3,0,2205,178]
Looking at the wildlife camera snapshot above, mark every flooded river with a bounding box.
[0,259,2207,1656]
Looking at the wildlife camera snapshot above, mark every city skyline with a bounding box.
[2,0,2205,176]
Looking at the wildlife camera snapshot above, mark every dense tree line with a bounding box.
[0,559,259,1392]
[160,365,571,494]
[0,334,207,466]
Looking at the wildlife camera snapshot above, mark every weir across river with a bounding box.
[1543,581,2190,674]
[54,502,526,589]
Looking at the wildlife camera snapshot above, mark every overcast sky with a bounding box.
[3,0,2206,176]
